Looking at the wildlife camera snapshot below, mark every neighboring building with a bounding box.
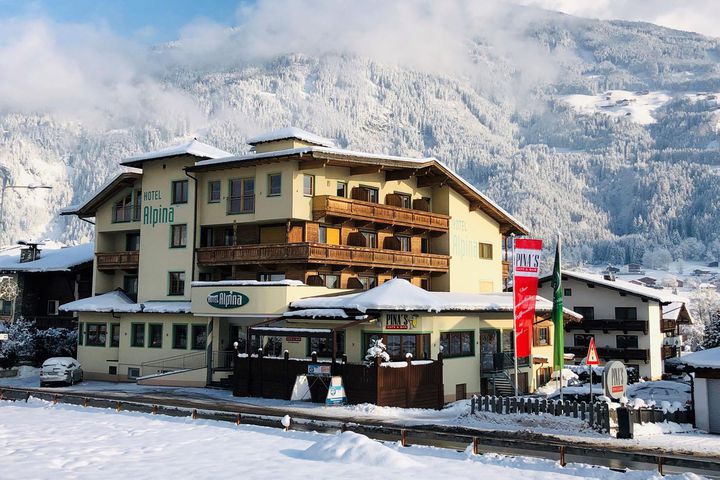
[538,270,692,380]
[0,242,93,329]
[60,128,528,390]
[681,347,720,434]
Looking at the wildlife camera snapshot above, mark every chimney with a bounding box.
[603,272,615,282]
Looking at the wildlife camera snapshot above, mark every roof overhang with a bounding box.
[538,272,682,304]
[63,172,142,218]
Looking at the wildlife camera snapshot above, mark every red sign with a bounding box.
[513,238,543,358]
[285,336,301,343]
[586,337,600,365]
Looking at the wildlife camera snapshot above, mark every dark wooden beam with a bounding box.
[298,159,327,170]
[385,169,414,181]
[417,175,446,188]
[350,165,383,176]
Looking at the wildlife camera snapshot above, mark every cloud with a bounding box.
[515,0,720,38]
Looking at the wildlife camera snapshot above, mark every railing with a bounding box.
[565,346,649,362]
[312,195,450,232]
[112,205,141,223]
[96,251,139,270]
[212,351,236,371]
[480,352,529,373]
[661,345,678,360]
[227,195,255,214]
[661,319,677,332]
[564,319,648,333]
[140,351,207,376]
[196,242,451,272]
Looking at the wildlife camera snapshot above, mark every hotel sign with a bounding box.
[385,313,418,330]
[206,291,249,309]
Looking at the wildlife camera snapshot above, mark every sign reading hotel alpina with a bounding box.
[206,291,249,309]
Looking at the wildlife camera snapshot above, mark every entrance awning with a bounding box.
[251,326,333,338]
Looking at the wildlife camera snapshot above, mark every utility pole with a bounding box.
[0,177,53,231]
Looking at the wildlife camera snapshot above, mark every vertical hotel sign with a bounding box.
[513,238,542,358]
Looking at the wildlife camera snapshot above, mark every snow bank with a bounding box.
[16,366,39,378]
[633,421,695,436]
[301,431,420,467]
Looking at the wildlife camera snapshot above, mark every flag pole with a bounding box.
[558,232,563,403]
[511,233,519,396]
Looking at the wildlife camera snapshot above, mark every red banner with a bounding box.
[513,238,543,358]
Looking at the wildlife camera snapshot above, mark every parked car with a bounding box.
[40,357,83,387]
[625,380,691,406]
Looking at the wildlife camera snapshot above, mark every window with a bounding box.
[617,335,639,349]
[1,300,11,315]
[47,300,59,316]
[171,180,189,204]
[395,192,412,208]
[258,272,285,282]
[319,225,340,245]
[125,232,140,251]
[168,272,185,296]
[421,237,429,253]
[131,323,145,347]
[320,274,340,289]
[359,276,377,290]
[420,278,429,290]
[86,323,107,347]
[149,324,163,348]
[362,186,379,203]
[440,331,474,358]
[127,367,140,379]
[123,275,138,302]
[78,323,83,346]
[366,333,430,361]
[615,307,637,320]
[564,288,572,296]
[479,243,493,260]
[109,366,117,375]
[574,334,594,348]
[228,178,255,213]
[303,175,314,196]
[336,181,347,198]
[112,192,140,223]
[173,324,188,349]
[191,324,207,350]
[534,326,550,346]
[309,332,345,358]
[170,224,187,248]
[110,323,120,347]
[208,180,221,203]
[398,236,411,252]
[267,173,282,196]
[574,306,595,321]
[361,231,378,248]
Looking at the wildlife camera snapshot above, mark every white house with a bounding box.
[537,270,692,380]
[681,347,720,434]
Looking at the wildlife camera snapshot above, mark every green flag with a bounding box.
[551,239,564,372]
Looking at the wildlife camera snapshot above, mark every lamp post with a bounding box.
[0,176,53,228]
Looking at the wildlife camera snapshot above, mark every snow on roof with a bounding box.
[663,302,685,321]
[59,292,191,314]
[190,279,305,287]
[247,127,336,148]
[283,308,350,319]
[681,347,720,369]
[122,139,232,166]
[542,270,687,304]
[0,243,93,273]
[290,278,582,318]
[59,290,141,313]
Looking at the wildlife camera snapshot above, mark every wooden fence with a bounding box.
[233,352,444,409]
[471,395,693,434]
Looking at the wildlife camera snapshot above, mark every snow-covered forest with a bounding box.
[1,5,720,264]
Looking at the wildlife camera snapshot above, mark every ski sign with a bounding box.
[586,337,600,365]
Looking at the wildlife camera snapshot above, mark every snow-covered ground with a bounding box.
[560,90,671,125]
[0,398,704,480]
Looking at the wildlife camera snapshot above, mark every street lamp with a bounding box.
[0,177,53,229]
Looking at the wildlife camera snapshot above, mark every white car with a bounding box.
[40,357,83,387]
[626,380,691,406]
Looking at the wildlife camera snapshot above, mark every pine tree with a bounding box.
[702,312,720,349]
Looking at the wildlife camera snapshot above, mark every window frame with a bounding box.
[440,331,475,358]
[364,333,431,361]
[479,242,493,260]
[168,271,186,296]
[148,323,163,349]
[85,323,107,347]
[47,299,59,316]
[534,326,551,346]
[361,230,378,248]
[227,177,256,214]
[360,185,379,203]
[110,323,120,348]
[172,324,189,350]
[125,232,140,251]
[171,180,189,205]
[615,307,638,321]
[394,191,412,209]
[359,276,377,290]
[307,331,345,358]
[616,334,639,349]
[191,324,207,350]
[267,173,282,197]
[573,306,595,321]
[208,180,221,203]
[170,224,188,248]
[397,235,411,252]
[573,333,594,348]
[131,323,145,348]
[303,174,315,197]
[336,181,347,198]
[1,299,12,315]
[257,272,286,282]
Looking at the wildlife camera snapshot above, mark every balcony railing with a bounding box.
[564,319,648,333]
[480,352,529,373]
[112,205,141,223]
[661,345,678,360]
[661,319,677,332]
[566,345,649,362]
[96,251,139,270]
[196,242,450,272]
[312,195,449,232]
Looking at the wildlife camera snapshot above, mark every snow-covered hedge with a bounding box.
[0,318,77,368]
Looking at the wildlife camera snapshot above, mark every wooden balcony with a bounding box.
[96,251,139,271]
[196,242,450,272]
[566,346,649,363]
[661,319,678,332]
[661,345,678,360]
[564,319,648,334]
[312,195,449,233]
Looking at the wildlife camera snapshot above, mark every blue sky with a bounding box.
[0,0,249,43]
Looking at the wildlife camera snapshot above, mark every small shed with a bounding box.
[682,347,720,434]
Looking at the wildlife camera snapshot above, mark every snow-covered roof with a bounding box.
[121,139,232,167]
[681,347,720,369]
[662,302,693,323]
[290,278,581,318]
[540,270,687,304]
[60,290,141,313]
[61,170,142,218]
[59,291,191,314]
[190,279,305,287]
[283,308,350,319]
[0,243,93,273]
[247,127,336,148]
